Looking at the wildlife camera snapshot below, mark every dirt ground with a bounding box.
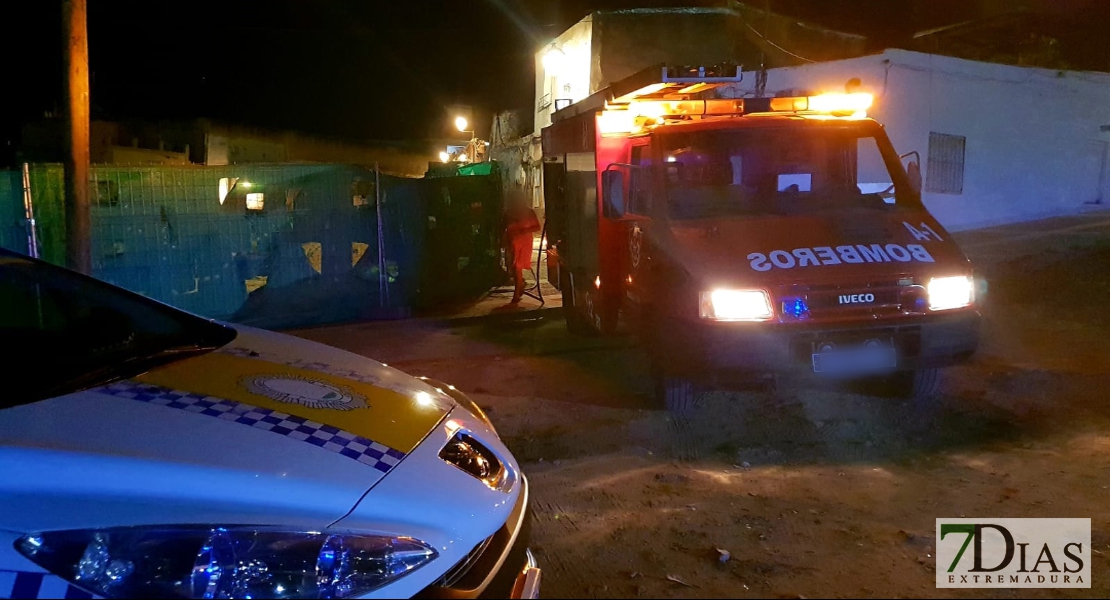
[295,213,1110,599]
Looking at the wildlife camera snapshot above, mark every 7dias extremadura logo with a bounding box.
[936,518,1091,588]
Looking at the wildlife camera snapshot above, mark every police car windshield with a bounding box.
[0,250,237,407]
[661,125,909,220]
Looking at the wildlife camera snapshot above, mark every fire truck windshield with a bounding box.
[659,125,911,220]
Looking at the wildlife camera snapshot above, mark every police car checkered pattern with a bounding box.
[97,381,406,474]
[0,570,94,599]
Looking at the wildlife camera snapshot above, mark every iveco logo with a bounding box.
[838,293,875,304]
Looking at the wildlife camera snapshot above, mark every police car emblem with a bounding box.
[245,375,367,410]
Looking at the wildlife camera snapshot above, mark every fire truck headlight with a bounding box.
[927,276,973,311]
[700,289,774,321]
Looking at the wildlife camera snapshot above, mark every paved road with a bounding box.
[295,211,1110,598]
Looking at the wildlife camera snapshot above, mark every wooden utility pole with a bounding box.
[63,0,91,273]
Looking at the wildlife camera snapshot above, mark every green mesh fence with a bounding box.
[0,163,502,329]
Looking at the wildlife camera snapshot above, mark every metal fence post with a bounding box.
[374,163,388,307]
[21,163,40,259]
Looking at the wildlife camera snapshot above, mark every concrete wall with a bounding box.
[532,5,867,139]
[534,15,594,137]
[104,146,190,165]
[593,9,757,95]
[715,49,1110,231]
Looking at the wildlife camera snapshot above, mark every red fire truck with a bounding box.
[542,64,980,412]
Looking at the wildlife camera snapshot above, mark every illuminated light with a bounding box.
[627,275,633,284]
[781,296,810,320]
[598,109,635,135]
[240,181,253,189]
[631,101,667,119]
[927,276,973,310]
[703,99,746,115]
[676,82,712,95]
[665,155,677,163]
[541,47,566,75]
[615,82,667,101]
[415,391,435,407]
[454,116,468,132]
[807,92,873,114]
[245,193,264,211]
[770,96,809,112]
[699,289,773,321]
[438,151,449,163]
[594,276,601,288]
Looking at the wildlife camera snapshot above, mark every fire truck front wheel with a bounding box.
[888,367,942,401]
[654,371,700,415]
[561,270,595,336]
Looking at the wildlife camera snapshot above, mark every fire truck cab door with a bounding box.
[623,142,653,308]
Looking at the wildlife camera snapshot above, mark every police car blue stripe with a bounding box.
[96,381,406,473]
[0,571,93,600]
[10,572,40,599]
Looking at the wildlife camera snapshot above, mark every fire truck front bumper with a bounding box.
[651,311,980,379]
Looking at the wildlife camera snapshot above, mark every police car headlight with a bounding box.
[700,289,774,321]
[16,528,437,599]
[927,276,974,311]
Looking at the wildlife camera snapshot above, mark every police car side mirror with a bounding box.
[603,169,626,218]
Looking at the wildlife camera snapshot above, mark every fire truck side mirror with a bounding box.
[906,161,922,195]
[900,151,922,195]
[602,169,626,218]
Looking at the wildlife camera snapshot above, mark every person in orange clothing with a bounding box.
[502,191,541,304]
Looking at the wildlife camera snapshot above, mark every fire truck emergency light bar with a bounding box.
[620,93,873,118]
[554,63,744,122]
[596,92,875,134]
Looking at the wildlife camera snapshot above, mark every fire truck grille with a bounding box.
[777,279,924,320]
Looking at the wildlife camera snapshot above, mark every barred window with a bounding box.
[926,132,966,194]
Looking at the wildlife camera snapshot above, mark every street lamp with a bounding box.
[438,151,449,163]
[542,46,565,75]
[454,115,478,163]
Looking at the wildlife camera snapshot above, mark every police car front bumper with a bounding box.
[414,475,539,600]
[654,310,979,378]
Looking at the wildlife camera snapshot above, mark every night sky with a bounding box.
[1,0,1107,165]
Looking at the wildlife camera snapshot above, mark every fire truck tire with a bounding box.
[890,367,941,401]
[561,273,595,336]
[655,374,698,415]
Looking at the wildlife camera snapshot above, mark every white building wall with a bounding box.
[717,49,1110,231]
[533,16,594,138]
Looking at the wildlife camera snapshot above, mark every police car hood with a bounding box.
[664,208,969,286]
[0,324,456,532]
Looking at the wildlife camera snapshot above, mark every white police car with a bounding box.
[0,249,539,599]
